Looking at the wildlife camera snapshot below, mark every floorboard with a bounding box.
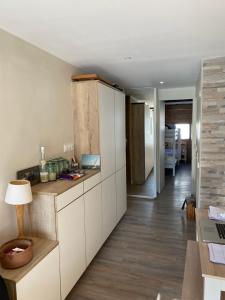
[127,170,155,198]
[66,163,195,300]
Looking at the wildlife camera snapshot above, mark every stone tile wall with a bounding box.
[200,57,225,207]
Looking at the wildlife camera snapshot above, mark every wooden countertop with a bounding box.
[0,237,58,283]
[32,169,100,196]
[181,240,203,300]
[196,208,225,280]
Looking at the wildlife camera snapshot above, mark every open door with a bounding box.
[126,88,158,199]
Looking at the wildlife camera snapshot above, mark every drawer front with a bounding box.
[56,183,83,211]
[84,173,101,193]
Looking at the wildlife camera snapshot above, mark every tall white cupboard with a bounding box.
[72,80,127,222]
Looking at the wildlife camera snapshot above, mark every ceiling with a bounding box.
[126,87,155,106]
[0,0,225,93]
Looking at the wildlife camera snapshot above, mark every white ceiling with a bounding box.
[126,87,155,105]
[0,0,225,92]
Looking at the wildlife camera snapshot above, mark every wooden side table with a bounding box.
[0,237,60,300]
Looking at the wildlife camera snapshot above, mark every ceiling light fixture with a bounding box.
[124,56,132,60]
[160,81,164,85]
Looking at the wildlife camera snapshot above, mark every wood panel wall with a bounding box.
[131,103,145,184]
[200,57,225,208]
[165,104,192,124]
[71,81,100,163]
[165,104,192,162]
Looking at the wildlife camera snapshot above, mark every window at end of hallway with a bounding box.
[175,123,190,140]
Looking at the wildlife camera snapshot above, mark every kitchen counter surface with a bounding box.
[32,169,100,196]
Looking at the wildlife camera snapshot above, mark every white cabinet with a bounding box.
[98,83,116,180]
[16,247,60,300]
[57,196,86,300]
[116,167,127,222]
[115,90,126,171]
[83,172,101,193]
[84,184,102,265]
[102,174,117,241]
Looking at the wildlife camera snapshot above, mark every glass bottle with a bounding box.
[63,159,70,172]
[48,162,56,181]
[51,160,59,178]
[40,146,49,183]
[58,158,64,175]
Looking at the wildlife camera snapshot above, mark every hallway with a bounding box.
[67,164,195,300]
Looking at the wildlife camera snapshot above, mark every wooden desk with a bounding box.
[195,209,225,300]
[182,240,203,300]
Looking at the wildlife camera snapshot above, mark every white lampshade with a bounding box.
[5,180,32,205]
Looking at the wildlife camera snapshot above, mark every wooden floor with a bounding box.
[67,164,195,300]
[127,169,155,198]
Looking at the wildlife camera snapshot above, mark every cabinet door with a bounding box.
[98,83,115,180]
[102,174,117,241]
[84,184,102,265]
[116,167,127,222]
[57,196,86,300]
[115,90,126,171]
[16,247,60,300]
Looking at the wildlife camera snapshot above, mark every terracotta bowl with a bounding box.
[0,238,33,269]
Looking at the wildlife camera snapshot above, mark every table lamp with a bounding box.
[5,180,32,237]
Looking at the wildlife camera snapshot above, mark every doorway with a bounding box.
[162,100,193,188]
[125,89,157,199]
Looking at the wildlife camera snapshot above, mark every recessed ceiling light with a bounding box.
[124,56,132,60]
[160,81,164,85]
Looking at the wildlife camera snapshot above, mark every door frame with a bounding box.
[156,97,196,195]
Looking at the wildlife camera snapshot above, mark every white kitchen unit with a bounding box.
[57,195,86,300]
[26,79,127,300]
[98,83,116,180]
[116,167,127,222]
[0,238,60,300]
[115,89,126,171]
[102,174,117,241]
[16,247,60,300]
[84,184,102,265]
[29,170,119,300]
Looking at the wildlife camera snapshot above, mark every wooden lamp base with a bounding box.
[16,205,25,237]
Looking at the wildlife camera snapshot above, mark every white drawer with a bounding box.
[84,173,101,193]
[56,183,83,211]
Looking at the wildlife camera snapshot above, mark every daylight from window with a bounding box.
[175,124,190,140]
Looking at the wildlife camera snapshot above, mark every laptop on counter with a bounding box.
[81,154,100,170]
[200,206,225,244]
[200,220,225,244]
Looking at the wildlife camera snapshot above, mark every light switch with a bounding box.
[64,143,74,153]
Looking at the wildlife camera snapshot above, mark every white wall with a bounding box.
[194,70,203,206]
[0,29,80,244]
[158,86,196,101]
[144,105,154,178]
[156,93,165,193]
